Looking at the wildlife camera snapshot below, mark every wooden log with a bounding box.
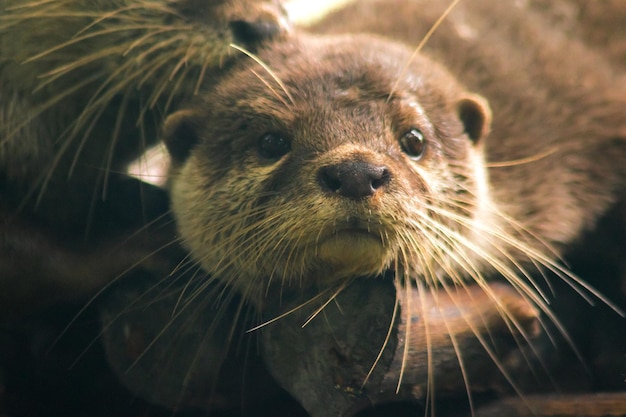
[259,278,540,417]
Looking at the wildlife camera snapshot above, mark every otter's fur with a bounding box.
[528,0,626,72]
[0,0,287,226]
[0,0,288,315]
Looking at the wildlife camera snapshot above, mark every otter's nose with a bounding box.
[230,20,283,45]
[318,161,390,200]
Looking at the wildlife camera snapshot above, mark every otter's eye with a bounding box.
[257,133,291,160]
[400,128,426,160]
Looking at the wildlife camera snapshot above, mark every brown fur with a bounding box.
[528,0,626,72]
[0,0,288,316]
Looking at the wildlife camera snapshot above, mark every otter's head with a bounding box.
[164,33,492,304]
[167,0,290,47]
[0,0,290,196]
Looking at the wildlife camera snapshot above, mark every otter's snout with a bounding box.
[229,20,282,45]
[317,160,390,200]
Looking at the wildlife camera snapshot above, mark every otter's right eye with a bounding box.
[257,133,291,160]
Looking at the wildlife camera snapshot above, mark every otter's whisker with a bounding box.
[387,0,462,103]
[246,289,334,333]
[405,206,582,372]
[433,283,476,417]
[123,27,181,56]
[302,282,350,328]
[164,57,193,114]
[148,63,187,109]
[35,46,123,85]
[123,276,238,373]
[1,70,101,148]
[250,68,293,110]
[5,0,64,12]
[168,38,195,81]
[194,48,214,95]
[70,263,199,370]
[49,235,185,353]
[426,200,624,315]
[362,295,399,387]
[230,43,295,106]
[23,24,172,64]
[416,279,436,417]
[72,4,169,38]
[101,90,131,199]
[486,147,559,168]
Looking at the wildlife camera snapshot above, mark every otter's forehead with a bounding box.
[214,34,463,123]
[260,34,423,101]
[196,33,474,157]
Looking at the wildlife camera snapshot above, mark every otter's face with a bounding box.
[164,34,492,302]
[1,0,289,194]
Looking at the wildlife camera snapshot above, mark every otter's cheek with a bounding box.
[317,232,388,278]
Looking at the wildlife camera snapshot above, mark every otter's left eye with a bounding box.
[400,128,426,160]
[257,133,291,160]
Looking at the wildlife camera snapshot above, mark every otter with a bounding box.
[0,0,289,316]
[160,0,626,415]
[164,11,626,307]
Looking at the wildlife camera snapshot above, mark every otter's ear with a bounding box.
[163,109,202,163]
[457,94,492,145]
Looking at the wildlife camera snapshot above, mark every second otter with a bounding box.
[0,0,289,316]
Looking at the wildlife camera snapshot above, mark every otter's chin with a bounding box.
[317,232,388,279]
